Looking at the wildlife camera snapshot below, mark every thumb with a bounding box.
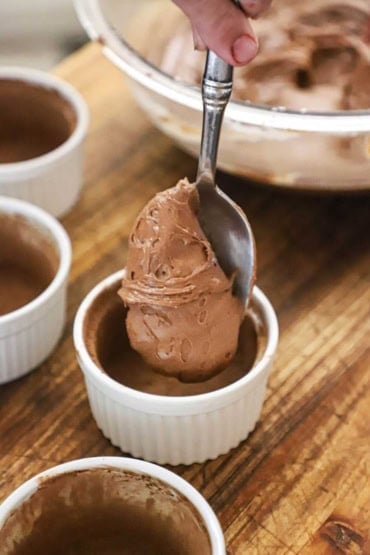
[174,0,258,66]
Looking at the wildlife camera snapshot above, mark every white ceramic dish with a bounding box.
[0,67,89,217]
[0,456,226,555]
[74,269,279,465]
[0,196,71,384]
[75,0,370,191]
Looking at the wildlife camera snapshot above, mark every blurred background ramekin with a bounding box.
[0,67,88,217]
[75,0,370,192]
[0,197,71,384]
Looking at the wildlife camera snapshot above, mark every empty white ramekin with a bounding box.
[0,196,71,384]
[0,457,225,554]
[0,67,89,217]
[74,270,279,465]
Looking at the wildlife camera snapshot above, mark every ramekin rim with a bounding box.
[0,196,72,327]
[73,269,279,407]
[0,456,225,554]
[0,66,89,176]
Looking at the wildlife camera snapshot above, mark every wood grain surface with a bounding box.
[1,44,370,554]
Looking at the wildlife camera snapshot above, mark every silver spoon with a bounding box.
[196,50,256,305]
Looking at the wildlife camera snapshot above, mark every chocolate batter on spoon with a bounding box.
[119,179,250,383]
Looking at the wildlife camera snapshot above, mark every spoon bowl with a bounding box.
[197,177,255,305]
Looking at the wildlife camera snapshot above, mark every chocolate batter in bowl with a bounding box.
[0,458,224,554]
[153,0,370,112]
[76,0,370,190]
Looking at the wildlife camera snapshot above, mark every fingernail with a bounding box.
[232,35,258,64]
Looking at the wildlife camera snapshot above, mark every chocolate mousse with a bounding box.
[146,0,370,111]
[0,214,58,316]
[84,276,260,396]
[118,179,246,382]
[0,468,212,555]
[0,79,76,163]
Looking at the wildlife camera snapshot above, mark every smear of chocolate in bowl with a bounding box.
[138,0,370,111]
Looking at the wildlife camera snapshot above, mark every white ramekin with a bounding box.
[0,456,225,554]
[0,196,72,384]
[74,270,279,465]
[0,67,89,217]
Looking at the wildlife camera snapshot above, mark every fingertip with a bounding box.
[232,35,258,65]
[185,0,260,66]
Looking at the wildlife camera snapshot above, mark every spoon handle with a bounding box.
[197,51,233,184]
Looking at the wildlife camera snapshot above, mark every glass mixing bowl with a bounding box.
[76,0,370,191]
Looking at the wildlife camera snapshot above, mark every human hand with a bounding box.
[173,0,271,66]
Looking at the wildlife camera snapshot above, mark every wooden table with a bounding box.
[1,44,370,554]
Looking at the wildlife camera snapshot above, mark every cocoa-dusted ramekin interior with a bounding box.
[0,212,59,316]
[0,467,212,555]
[82,277,265,397]
[0,78,76,164]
